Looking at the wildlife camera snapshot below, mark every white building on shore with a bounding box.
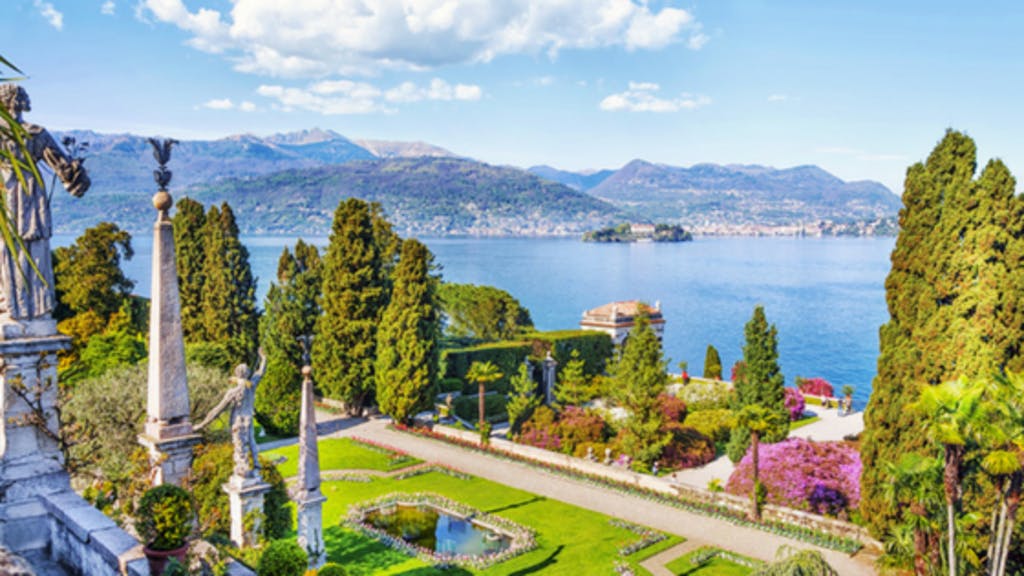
[579,300,664,345]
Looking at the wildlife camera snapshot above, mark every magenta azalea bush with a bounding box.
[796,377,834,398]
[784,387,806,421]
[726,438,861,517]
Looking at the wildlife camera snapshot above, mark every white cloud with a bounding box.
[141,0,707,77]
[767,94,788,102]
[238,101,257,112]
[101,1,116,15]
[202,98,235,110]
[600,82,710,112]
[34,0,64,30]
[258,78,482,114]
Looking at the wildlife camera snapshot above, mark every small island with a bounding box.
[583,222,693,243]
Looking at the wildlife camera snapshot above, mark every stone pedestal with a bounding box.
[223,475,270,548]
[137,432,201,487]
[542,353,557,406]
[296,493,327,568]
[0,334,72,501]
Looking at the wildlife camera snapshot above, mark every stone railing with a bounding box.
[38,490,148,576]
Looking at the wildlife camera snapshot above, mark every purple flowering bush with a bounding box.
[784,387,806,421]
[726,438,861,517]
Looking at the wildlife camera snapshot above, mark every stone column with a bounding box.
[223,474,271,548]
[137,187,199,487]
[295,365,325,568]
[0,336,72,500]
[542,352,557,405]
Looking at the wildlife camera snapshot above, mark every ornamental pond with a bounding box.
[364,503,512,557]
[58,234,893,410]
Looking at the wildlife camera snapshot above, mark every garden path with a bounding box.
[639,541,702,576]
[326,417,878,575]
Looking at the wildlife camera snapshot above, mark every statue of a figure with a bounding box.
[0,84,89,323]
[196,351,266,479]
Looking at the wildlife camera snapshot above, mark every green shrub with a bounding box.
[185,341,234,373]
[453,394,508,423]
[161,559,189,576]
[676,380,733,411]
[254,357,301,436]
[188,443,292,540]
[442,341,530,394]
[317,564,347,576]
[257,540,307,576]
[438,377,463,394]
[135,485,193,551]
[527,330,614,377]
[683,409,736,444]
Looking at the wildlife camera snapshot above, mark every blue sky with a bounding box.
[5,0,1024,192]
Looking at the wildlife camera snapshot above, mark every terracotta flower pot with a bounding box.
[142,542,188,576]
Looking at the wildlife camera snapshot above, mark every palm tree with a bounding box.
[881,453,945,575]
[465,361,503,429]
[979,374,1024,576]
[736,404,785,521]
[912,379,986,576]
[752,546,837,576]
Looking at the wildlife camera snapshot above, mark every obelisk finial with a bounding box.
[148,138,178,220]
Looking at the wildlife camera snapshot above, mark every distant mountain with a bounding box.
[53,156,623,236]
[528,165,616,191]
[355,139,456,159]
[586,160,900,225]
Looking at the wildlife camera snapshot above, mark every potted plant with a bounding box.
[134,484,194,575]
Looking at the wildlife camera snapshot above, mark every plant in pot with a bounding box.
[134,484,195,575]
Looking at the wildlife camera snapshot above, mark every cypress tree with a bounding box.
[703,344,723,380]
[612,312,670,467]
[374,239,441,425]
[313,199,391,414]
[199,203,259,363]
[727,305,787,463]
[506,361,539,435]
[255,241,322,436]
[173,197,207,342]
[861,131,1024,542]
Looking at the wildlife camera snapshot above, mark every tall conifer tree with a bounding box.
[612,312,670,467]
[173,197,207,343]
[861,130,1024,541]
[313,199,393,414]
[703,344,723,380]
[374,239,441,425]
[727,305,787,463]
[199,203,259,363]
[255,240,322,435]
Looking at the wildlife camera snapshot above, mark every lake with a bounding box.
[54,234,894,409]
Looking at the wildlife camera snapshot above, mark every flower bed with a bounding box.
[393,423,864,553]
[687,546,764,568]
[346,492,537,570]
[609,519,667,556]
[391,463,472,481]
[349,436,417,467]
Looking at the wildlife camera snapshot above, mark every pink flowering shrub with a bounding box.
[726,438,861,517]
[518,405,607,455]
[796,377,834,398]
[784,388,806,421]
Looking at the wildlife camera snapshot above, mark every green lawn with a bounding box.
[789,415,821,432]
[665,549,754,576]
[289,466,679,574]
[262,438,421,477]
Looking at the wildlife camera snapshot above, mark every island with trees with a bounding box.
[583,222,693,243]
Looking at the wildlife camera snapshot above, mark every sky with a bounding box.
[4,0,1024,193]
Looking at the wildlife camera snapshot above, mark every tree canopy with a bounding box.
[437,282,533,341]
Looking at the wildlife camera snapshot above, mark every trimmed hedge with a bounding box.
[442,341,531,395]
[257,540,306,576]
[454,394,508,424]
[526,330,614,377]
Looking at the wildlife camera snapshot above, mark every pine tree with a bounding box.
[612,312,670,467]
[255,240,322,436]
[313,199,392,414]
[703,344,723,380]
[172,197,207,343]
[198,203,259,363]
[506,361,539,434]
[861,130,1024,543]
[375,239,441,425]
[727,305,787,463]
[555,349,592,407]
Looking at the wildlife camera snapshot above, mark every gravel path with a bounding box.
[320,417,878,575]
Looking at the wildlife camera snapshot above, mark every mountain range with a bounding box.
[50,129,901,236]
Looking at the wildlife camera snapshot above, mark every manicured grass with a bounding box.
[262,438,421,477]
[665,549,753,576]
[311,470,680,575]
[789,415,821,432]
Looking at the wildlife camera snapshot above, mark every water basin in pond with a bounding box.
[365,504,512,556]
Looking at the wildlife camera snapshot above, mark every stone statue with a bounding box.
[196,350,266,478]
[0,84,89,324]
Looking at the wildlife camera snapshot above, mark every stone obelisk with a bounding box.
[295,363,326,568]
[137,139,200,486]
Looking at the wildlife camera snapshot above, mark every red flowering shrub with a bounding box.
[518,405,608,455]
[661,427,716,470]
[726,438,861,517]
[731,361,746,383]
[658,393,687,429]
[518,406,561,452]
[796,377,834,398]
[784,387,805,421]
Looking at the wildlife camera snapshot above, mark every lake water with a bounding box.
[53,234,894,409]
